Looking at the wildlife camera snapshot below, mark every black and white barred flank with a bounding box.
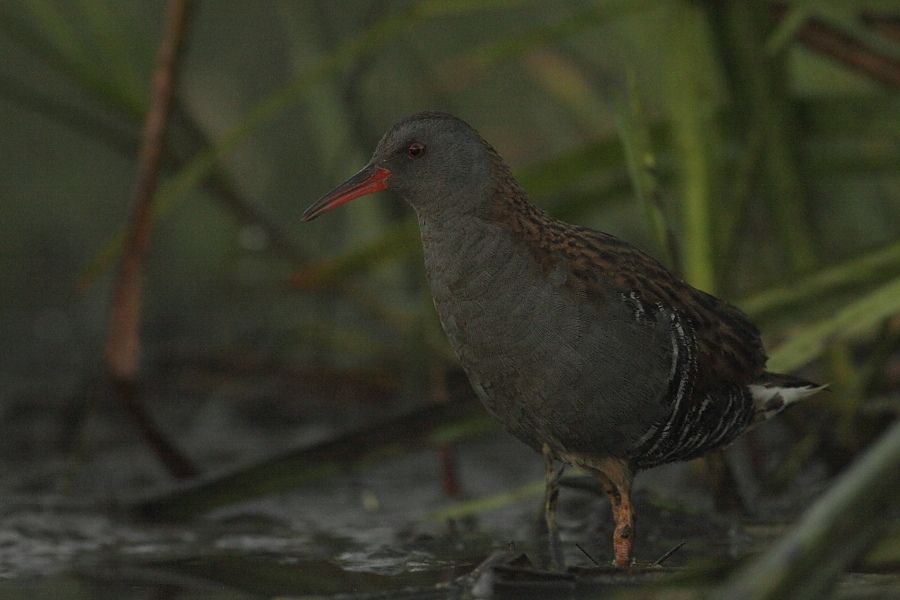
[628,304,824,471]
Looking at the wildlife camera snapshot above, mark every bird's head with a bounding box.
[302,112,499,222]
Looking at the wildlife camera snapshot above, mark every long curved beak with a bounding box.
[302,164,391,222]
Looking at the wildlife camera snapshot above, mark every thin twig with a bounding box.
[104,0,197,479]
[651,541,686,567]
[575,543,600,566]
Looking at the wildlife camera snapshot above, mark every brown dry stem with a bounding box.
[103,0,197,479]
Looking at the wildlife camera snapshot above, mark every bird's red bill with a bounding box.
[302,165,391,221]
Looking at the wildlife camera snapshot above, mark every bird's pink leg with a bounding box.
[591,459,635,567]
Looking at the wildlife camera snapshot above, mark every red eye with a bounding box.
[407,142,426,158]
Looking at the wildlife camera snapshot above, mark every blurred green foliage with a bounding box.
[1,0,899,464]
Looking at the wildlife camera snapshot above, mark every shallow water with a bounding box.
[0,384,896,599]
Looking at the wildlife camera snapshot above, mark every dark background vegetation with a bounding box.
[1,0,899,598]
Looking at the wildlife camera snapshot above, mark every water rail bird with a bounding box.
[302,112,823,567]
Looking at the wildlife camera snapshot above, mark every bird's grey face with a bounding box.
[302,112,491,222]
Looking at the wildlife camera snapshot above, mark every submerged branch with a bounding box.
[131,395,492,520]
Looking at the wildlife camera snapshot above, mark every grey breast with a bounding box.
[419,216,674,458]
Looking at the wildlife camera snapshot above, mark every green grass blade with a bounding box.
[75,0,145,110]
[719,420,900,599]
[429,480,545,522]
[77,5,426,286]
[717,1,817,273]
[524,47,607,132]
[517,135,636,197]
[768,274,900,373]
[615,70,674,267]
[742,239,900,321]
[765,0,818,55]
[22,0,94,73]
[444,1,652,80]
[15,0,144,115]
[153,9,418,210]
[666,2,720,292]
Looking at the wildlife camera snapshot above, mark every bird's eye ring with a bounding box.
[407,142,426,159]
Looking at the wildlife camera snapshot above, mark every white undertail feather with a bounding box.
[749,381,828,423]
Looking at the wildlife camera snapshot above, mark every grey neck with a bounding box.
[416,200,508,292]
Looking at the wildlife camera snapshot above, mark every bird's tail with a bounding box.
[748,371,827,423]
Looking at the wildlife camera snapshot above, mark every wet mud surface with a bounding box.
[0,378,897,599]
